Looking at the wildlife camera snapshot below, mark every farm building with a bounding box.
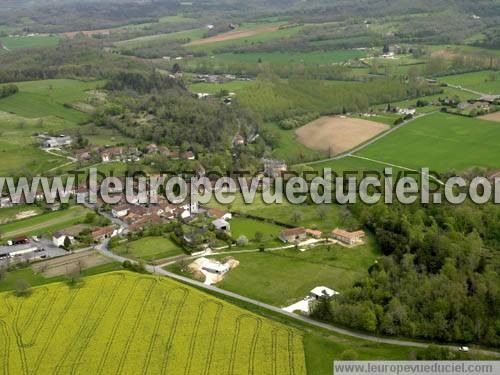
[331,228,365,245]
[309,286,339,300]
[212,218,231,232]
[41,135,72,148]
[279,228,307,243]
[262,158,288,177]
[202,260,230,275]
[306,229,322,238]
[91,226,117,242]
[207,208,232,221]
[0,244,42,261]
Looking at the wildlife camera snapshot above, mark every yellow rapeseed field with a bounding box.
[0,271,306,374]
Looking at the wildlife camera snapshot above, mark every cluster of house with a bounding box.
[262,158,288,178]
[111,195,199,232]
[457,95,500,114]
[144,143,195,160]
[39,134,72,149]
[75,144,195,163]
[279,227,366,246]
[386,106,416,116]
[51,224,121,248]
[440,95,499,115]
[194,74,237,84]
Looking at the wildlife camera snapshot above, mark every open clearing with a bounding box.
[439,70,500,94]
[356,112,500,171]
[187,26,280,46]
[0,206,90,239]
[0,79,104,123]
[0,36,60,50]
[171,239,380,306]
[114,236,184,262]
[31,250,111,278]
[295,116,389,155]
[479,111,500,122]
[0,271,306,374]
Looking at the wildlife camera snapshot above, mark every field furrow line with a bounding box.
[114,279,157,375]
[96,277,141,375]
[228,314,261,375]
[0,320,10,375]
[203,302,223,375]
[159,287,190,375]
[24,289,61,347]
[19,288,49,336]
[70,274,124,375]
[184,300,223,375]
[30,288,81,375]
[248,317,262,375]
[287,330,295,375]
[52,278,108,375]
[141,287,188,375]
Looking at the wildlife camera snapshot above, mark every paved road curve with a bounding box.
[96,241,500,358]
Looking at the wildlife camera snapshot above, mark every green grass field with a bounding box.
[0,35,60,50]
[260,122,324,164]
[207,192,342,232]
[0,271,306,374]
[0,205,43,225]
[188,80,255,94]
[440,70,500,95]
[186,25,302,52]
[199,239,379,306]
[0,79,104,123]
[0,111,78,175]
[0,206,91,240]
[356,112,500,171]
[230,217,283,243]
[207,50,367,65]
[115,28,205,48]
[114,236,184,261]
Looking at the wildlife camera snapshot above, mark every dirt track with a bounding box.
[479,111,500,122]
[295,116,389,155]
[187,26,279,46]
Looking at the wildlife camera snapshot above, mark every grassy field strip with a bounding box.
[0,272,307,374]
[0,206,90,239]
[349,155,445,184]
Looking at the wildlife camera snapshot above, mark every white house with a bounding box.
[43,136,72,148]
[52,232,74,248]
[212,218,230,231]
[309,286,339,300]
[202,260,229,275]
[111,205,129,218]
[398,108,416,116]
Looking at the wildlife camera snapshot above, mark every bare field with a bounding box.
[186,26,279,46]
[295,116,389,155]
[479,111,500,122]
[32,250,111,278]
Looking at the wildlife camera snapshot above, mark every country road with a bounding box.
[95,241,500,358]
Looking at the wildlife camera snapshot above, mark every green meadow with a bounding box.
[207,49,367,65]
[229,217,283,243]
[0,79,104,123]
[114,236,185,261]
[188,80,255,94]
[115,28,205,48]
[193,237,379,306]
[0,206,91,239]
[440,70,500,94]
[0,35,60,50]
[356,112,500,171]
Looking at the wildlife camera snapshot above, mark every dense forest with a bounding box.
[323,201,500,347]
